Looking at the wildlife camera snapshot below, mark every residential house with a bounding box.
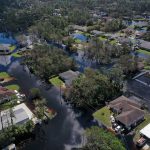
[140,123,150,139]
[0,86,15,104]
[0,44,11,55]
[59,70,80,86]
[0,103,34,131]
[109,96,145,130]
[90,30,104,36]
[139,40,150,51]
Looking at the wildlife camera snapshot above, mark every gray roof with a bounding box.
[139,40,150,50]
[91,30,104,35]
[0,44,10,51]
[0,108,29,130]
[59,70,80,86]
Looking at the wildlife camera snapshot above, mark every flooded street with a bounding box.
[0,59,98,150]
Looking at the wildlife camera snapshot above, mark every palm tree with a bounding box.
[34,98,46,119]
[9,108,15,126]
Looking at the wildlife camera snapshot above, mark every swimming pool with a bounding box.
[0,33,16,44]
[73,33,87,42]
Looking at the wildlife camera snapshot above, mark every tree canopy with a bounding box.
[82,126,125,150]
[24,45,75,80]
[68,68,122,109]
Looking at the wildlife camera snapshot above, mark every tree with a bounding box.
[34,98,46,120]
[9,108,15,125]
[30,88,41,99]
[24,45,75,81]
[68,68,121,108]
[82,126,125,150]
[119,54,138,75]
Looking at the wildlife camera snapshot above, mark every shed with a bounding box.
[140,123,150,139]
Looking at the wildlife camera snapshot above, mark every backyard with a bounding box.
[5,84,20,91]
[93,106,112,127]
[137,49,150,56]
[0,72,10,78]
[49,76,64,87]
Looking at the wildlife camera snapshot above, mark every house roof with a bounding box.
[116,109,144,127]
[109,96,145,127]
[0,108,29,130]
[0,103,34,130]
[59,70,80,86]
[139,40,150,50]
[0,44,10,51]
[140,123,150,139]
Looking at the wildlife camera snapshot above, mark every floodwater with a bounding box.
[0,35,99,150]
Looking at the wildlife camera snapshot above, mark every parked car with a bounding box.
[115,126,122,132]
[136,137,147,147]
[112,123,118,128]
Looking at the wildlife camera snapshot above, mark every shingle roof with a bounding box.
[109,96,145,127]
[139,40,150,50]
[59,70,80,86]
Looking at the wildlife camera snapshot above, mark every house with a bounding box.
[69,25,87,32]
[140,123,150,139]
[127,72,150,110]
[0,103,34,131]
[109,96,145,130]
[91,30,104,36]
[139,40,150,51]
[0,86,15,104]
[59,70,80,86]
[0,44,11,55]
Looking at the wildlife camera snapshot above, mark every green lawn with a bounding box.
[9,45,16,51]
[137,49,150,55]
[12,52,22,58]
[76,31,84,34]
[5,84,20,91]
[75,39,82,44]
[93,106,112,127]
[144,65,150,70]
[0,72,10,78]
[49,76,64,87]
[98,36,107,41]
[110,39,117,45]
[134,112,150,141]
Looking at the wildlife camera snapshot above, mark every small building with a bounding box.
[0,86,15,104]
[109,96,145,130]
[140,123,150,139]
[139,40,150,51]
[59,70,80,86]
[0,103,34,131]
[91,30,104,36]
[0,44,11,55]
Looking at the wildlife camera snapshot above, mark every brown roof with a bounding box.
[0,86,15,98]
[109,96,145,127]
[116,109,144,127]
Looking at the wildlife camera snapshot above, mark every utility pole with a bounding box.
[0,110,4,131]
